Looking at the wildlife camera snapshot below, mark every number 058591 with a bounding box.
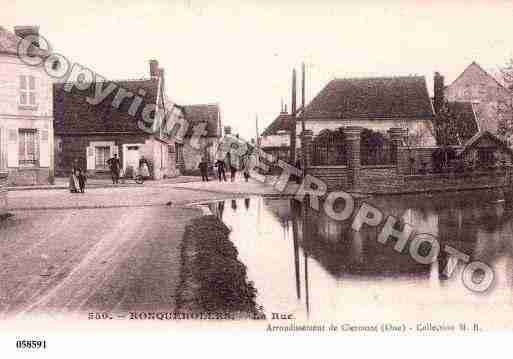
[16,340,47,349]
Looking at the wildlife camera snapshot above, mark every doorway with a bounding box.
[123,144,142,175]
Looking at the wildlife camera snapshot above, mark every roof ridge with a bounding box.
[447,61,510,91]
[185,103,219,107]
[332,75,425,81]
[55,77,155,85]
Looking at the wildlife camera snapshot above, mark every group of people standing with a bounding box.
[198,151,252,183]
[69,161,87,193]
[69,153,151,193]
[70,154,121,192]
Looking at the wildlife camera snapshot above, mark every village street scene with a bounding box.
[3,1,513,336]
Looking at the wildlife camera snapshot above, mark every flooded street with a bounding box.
[209,192,513,327]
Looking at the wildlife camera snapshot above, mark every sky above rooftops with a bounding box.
[2,0,513,139]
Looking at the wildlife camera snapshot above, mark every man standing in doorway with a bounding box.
[107,153,121,184]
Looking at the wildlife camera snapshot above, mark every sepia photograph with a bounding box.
[1,0,513,356]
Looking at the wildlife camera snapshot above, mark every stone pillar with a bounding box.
[505,166,513,211]
[0,171,8,217]
[344,126,363,189]
[388,127,408,174]
[301,130,313,172]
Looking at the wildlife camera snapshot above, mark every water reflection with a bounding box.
[208,193,513,323]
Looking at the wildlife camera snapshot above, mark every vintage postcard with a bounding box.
[1,0,513,356]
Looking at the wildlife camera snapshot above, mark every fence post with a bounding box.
[505,165,513,211]
[344,126,363,189]
[388,127,408,174]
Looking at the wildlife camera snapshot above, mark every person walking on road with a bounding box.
[107,153,121,184]
[198,158,209,182]
[215,158,227,182]
[242,155,251,182]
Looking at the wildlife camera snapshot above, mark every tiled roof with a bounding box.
[261,112,294,136]
[303,76,434,120]
[182,104,221,137]
[0,26,47,57]
[54,79,159,134]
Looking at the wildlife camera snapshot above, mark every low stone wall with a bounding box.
[308,166,349,190]
[0,171,8,216]
[360,165,396,179]
[7,167,50,186]
[356,170,509,194]
[307,160,510,194]
[402,170,508,192]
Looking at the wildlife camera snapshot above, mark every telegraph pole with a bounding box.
[255,114,259,145]
[301,62,306,133]
[290,69,297,164]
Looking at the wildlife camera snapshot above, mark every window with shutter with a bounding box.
[20,75,27,105]
[19,75,37,107]
[19,129,38,166]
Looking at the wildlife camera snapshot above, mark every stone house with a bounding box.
[0,26,55,186]
[176,103,222,173]
[444,62,513,135]
[300,76,437,147]
[54,60,182,179]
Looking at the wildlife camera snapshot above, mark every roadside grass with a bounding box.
[176,215,263,319]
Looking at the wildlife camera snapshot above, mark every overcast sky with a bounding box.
[3,0,513,139]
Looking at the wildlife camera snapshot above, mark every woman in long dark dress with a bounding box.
[69,162,80,193]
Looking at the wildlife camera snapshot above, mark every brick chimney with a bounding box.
[434,71,445,114]
[14,25,40,48]
[149,59,159,78]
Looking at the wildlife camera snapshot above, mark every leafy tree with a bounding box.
[497,58,513,145]
[500,58,513,90]
[433,101,463,146]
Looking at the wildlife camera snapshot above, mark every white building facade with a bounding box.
[0,26,54,186]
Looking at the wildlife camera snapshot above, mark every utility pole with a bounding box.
[301,62,306,133]
[255,114,260,150]
[300,62,307,181]
[290,68,297,164]
[255,114,260,169]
